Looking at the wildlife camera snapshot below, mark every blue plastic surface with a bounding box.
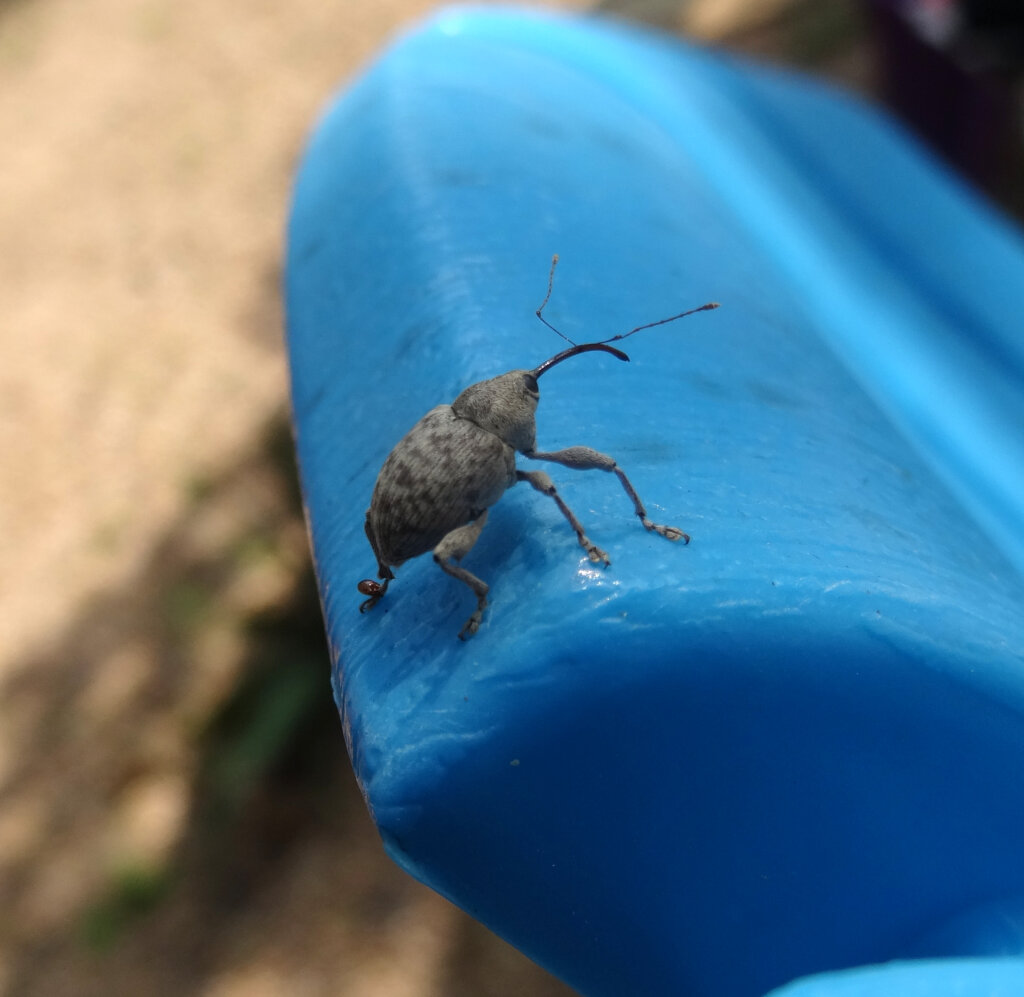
[765,957,1024,996]
[286,7,1024,996]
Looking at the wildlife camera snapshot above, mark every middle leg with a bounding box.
[516,469,610,565]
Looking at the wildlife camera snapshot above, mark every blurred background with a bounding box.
[1,0,1020,994]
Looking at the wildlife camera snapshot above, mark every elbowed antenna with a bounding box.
[535,253,575,346]
[600,300,719,347]
[535,253,720,361]
[533,342,630,378]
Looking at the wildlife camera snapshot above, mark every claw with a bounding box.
[644,519,690,544]
[458,604,486,640]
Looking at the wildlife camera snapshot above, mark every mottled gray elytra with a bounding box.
[358,255,719,639]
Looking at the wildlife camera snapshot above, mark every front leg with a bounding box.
[524,446,689,543]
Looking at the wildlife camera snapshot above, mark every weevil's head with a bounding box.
[452,368,542,452]
[451,343,629,453]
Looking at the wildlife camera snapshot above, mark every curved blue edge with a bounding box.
[765,957,1024,996]
[285,6,1024,996]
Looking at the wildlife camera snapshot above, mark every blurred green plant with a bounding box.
[78,863,172,953]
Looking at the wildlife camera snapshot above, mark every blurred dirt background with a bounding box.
[0,0,1017,994]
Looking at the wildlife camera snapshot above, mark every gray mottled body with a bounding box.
[365,403,517,566]
[358,256,715,637]
[360,365,689,640]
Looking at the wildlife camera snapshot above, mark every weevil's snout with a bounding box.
[532,342,630,378]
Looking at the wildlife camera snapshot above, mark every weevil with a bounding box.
[358,255,719,639]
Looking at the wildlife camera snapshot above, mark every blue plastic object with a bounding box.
[285,7,1024,996]
[764,957,1024,996]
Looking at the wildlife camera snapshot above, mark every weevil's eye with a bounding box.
[358,579,382,596]
[523,373,539,395]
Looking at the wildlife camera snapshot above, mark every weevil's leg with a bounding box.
[360,514,396,613]
[433,510,490,640]
[525,447,689,543]
[516,469,610,566]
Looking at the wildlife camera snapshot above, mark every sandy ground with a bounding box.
[0,1,884,994]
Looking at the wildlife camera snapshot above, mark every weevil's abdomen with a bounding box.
[367,405,516,566]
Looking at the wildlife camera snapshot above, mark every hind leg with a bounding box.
[359,514,396,612]
[434,511,490,640]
